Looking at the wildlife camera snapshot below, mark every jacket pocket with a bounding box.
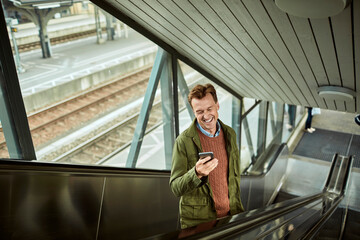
[181,197,210,220]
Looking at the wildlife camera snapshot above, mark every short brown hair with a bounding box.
[188,83,218,107]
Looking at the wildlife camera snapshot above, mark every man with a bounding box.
[170,83,244,229]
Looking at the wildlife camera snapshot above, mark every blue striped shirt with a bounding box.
[196,120,221,137]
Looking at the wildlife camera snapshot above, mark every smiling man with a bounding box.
[170,83,244,229]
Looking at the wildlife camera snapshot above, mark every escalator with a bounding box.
[147,153,354,239]
[0,160,179,239]
[0,147,356,239]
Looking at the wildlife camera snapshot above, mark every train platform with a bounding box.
[16,23,156,112]
[12,14,104,39]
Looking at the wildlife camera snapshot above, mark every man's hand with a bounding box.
[195,156,218,179]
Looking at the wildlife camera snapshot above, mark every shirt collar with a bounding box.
[196,120,221,137]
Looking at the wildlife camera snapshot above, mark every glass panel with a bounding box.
[295,105,305,127]
[282,104,305,142]
[103,89,165,169]
[179,62,234,126]
[266,102,283,148]
[240,103,260,171]
[2,1,160,166]
[1,1,302,171]
[0,114,9,158]
[243,97,256,112]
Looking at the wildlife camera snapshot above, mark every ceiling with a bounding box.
[92,0,359,113]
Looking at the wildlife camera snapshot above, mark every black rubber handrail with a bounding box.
[195,154,353,240]
[299,195,344,240]
[0,159,170,176]
[174,192,326,240]
[242,143,287,177]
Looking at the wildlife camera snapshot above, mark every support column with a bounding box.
[160,55,175,169]
[36,9,52,58]
[177,64,195,120]
[172,55,179,138]
[241,101,255,164]
[95,6,104,44]
[232,96,242,148]
[126,49,167,168]
[0,4,35,159]
[6,19,23,73]
[105,14,115,40]
[268,102,276,136]
[256,101,268,158]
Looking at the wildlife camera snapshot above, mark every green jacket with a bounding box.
[170,118,245,229]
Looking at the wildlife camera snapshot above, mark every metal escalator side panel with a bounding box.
[340,155,353,195]
[324,153,338,189]
[240,144,289,211]
[294,195,344,240]
[231,198,324,240]
[326,155,342,192]
[324,154,354,195]
[0,160,178,239]
[179,193,325,240]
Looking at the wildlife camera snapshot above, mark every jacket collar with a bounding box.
[186,118,231,151]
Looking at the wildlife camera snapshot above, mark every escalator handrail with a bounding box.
[183,192,326,239]
[302,154,353,239]
[0,159,170,177]
[243,143,287,177]
[300,194,344,240]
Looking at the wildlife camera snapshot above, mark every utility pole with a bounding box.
[6,18,23,73]
[94,6,104,44]
[2,1,23,73]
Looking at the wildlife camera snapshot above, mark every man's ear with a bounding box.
[216,101,220,110]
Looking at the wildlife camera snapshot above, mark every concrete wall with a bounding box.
[23,48,157,112]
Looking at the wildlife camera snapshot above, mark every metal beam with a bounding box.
[0,4,35,160]
[161,56,175,170]
[177,64,195,120]
[268,103,276,136]
[172,55,179,138]
[232,96,241,148]
[256,101,268,158]
[241,100,255,164]
[126,48,167,168]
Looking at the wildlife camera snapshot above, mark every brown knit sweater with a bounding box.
[197,128,230,218]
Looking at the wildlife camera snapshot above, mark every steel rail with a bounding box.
[0,68,151,149]
[52,101,162,163]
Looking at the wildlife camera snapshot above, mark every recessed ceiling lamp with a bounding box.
[318,86,355,101]
[275,0,352,18]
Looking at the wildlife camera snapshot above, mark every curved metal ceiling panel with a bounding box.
[92,0,359,113]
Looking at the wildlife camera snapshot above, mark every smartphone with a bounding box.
[198,152,214,163]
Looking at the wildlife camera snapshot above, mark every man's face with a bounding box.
[191,93,219,135]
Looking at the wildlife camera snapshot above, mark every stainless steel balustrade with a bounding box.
[146,153,353,239]
[0,160,179,239]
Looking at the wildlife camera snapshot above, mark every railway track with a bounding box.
[17,29,104,53]
[0,63,198,161]
[0,67,151,158]
[52,101,163,164]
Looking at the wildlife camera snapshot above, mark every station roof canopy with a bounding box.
[99,1,359,112]
[9,0,80,8]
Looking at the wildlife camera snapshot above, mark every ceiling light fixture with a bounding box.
[318,86,355,102]
[275,0,351,19]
